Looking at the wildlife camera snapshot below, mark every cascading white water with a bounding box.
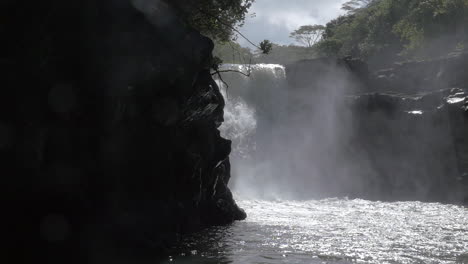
[217,61,464,201]
[218,84,257,159]
[217,62,357,199]
[217,64,290,199]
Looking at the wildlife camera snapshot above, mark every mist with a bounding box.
[218,60,358,200]
[217,57,465,203]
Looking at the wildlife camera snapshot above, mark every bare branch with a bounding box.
[216,71,229,88]
[213,69,251,77]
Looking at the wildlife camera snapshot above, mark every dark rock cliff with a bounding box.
[1,0,245,263]
[285,55,468,204]
[347,89,468,203]
[372,52,468,93]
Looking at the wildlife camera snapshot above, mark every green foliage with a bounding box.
[214,41,319,65]
[255,44,319,65]
[259,40,273,54]
[290,25,326,47]
[342,0,374,14]
[317,0,468,63]
[393,0,468,56]
[392,19,424,55]
[213,41,254,64]
[316,39,343,57]
[169,0,255,41]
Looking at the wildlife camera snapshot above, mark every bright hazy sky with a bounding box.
[236,0,348,48]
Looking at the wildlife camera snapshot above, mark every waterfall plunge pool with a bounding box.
[167,64,467,263]
[166,198,468,264]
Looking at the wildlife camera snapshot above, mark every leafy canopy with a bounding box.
[169,0,255,41]
[317,0,468,63]
[259,40,273,54]
[213,41,254,64]
[341,0,374,14]
[290,25,326,47]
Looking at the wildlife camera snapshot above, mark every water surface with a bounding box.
[166,198,468,264]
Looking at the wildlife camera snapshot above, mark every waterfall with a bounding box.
[216,64,285,199]
[218,86,257,159]
[216,60,363,199]
[217,61,463,202]
[217,62,360,200]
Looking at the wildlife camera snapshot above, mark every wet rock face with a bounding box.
[285,56,468,203]
[2,0,244,263]
[348,89,468,202]
[372,52,468,93]
[349,53,468,203]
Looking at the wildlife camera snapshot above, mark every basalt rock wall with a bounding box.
[372,52,468,93]
[1,1,245,263]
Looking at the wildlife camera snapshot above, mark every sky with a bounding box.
[236,0,348,48]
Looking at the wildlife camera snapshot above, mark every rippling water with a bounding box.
[165,198,468,264]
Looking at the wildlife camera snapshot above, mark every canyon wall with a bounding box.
[1,1,245,263]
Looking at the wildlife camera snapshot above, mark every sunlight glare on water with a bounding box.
[167,198,468,264]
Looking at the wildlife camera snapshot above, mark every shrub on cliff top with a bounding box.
[168,0,255,42]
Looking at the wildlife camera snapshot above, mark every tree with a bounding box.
[168,0,256,42]
[255,44,320,65]
[316,39,343,57]
[289,25,326,47]
[341,0,374,14]
[259,40,273,54]
[317,0,468,63]
[213,41,254,64]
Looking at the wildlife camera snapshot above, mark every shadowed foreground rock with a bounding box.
[1,1,245,263]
